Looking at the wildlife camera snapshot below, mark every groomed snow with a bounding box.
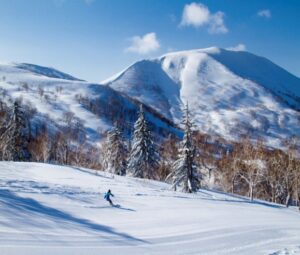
[0,162,299,255]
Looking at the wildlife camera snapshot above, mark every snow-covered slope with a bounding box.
[104,47,300,147]
[0,62,179,142]
[0,162,299,255]
[1,47,300,147]
[15,63,83,81]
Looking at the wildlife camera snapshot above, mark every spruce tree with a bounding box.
[127,105,159,179]
[104,125,127,175]
[166,104,201,193]
[0,101,28,161]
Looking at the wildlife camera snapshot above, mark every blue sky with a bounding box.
[0,0,299,82]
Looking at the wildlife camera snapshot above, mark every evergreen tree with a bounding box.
[166,104,201,193]
[127,105,159,179]
[0,101,28,161]
[104,125,127,175]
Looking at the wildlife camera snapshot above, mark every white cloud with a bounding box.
[208,12,228,34]
[180,2,228,34]
[226,44,246,51]
[257,9,271,18]
[180,3,210,27]
[126,32,160,54]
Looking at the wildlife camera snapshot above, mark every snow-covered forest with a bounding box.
[0,95,299,209]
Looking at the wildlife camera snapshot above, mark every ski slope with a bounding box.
[0,162,299,255]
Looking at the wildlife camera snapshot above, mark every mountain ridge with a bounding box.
[0,47,299,148]
[104,47,300,147]
[0,61,180,145]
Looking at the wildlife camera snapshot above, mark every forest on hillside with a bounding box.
[0,98,299,209]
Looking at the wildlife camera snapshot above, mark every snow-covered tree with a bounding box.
[103,125,127,175]
[166,104,201,193]
[127,105,159,179]
[0,101,29,161]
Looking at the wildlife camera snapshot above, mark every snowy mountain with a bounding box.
[1,47,300,148]
[15,63,83,81]
[0,161,299,255]
[104,47,300,147]
[0,62,179,143]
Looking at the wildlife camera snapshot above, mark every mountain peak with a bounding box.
[104,47,300,148]
[159,46,222,59]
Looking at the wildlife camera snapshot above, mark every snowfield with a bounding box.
[0,162,299,255]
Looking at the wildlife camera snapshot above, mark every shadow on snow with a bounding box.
[0,189,147,245]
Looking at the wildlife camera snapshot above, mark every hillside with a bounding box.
[1,47,300,148]
[0,162,300,255]
[0,62,179,143]
[104,47,300,148]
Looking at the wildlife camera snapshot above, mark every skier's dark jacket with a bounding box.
[104,190,113,200]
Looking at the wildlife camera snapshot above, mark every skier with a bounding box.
[104,189,114,206]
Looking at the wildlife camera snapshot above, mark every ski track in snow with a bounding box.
[0,162,300,255]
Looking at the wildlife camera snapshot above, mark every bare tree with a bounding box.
[70,141,87,167]
[63,111,75,126]
[38,86,44,98]
[217,148,242,194]
[236,139,266,201]
[28,130,50,162]
[264,149,288,203]
[158,134,179,180]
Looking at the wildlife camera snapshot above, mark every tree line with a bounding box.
[0,99,299,209]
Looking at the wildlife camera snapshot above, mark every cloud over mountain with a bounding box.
[180,2,228,34]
